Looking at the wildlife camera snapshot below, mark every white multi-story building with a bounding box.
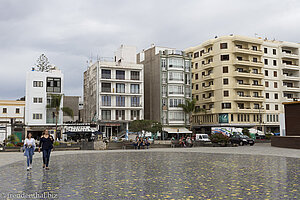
[137,45,192,138]
[25,54,64,137]
[0,100,25,143]
[83,45,144,138]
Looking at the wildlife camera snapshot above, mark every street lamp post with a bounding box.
[257,106,264,136]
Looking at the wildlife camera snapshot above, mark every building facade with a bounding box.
[83,45,144,138]
[63,96,80,123]
[186,35,300,134]
[25,54,64,138]
[0,100,25,144]
[137,46,192,137]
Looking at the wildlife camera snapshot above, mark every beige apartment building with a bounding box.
[186,35,300,134]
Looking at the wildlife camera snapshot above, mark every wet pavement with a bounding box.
[0,152,299,199]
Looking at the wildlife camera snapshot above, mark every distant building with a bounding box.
[137,45,192,138]
[83,45,144,138]
[0,100,25,143]
[25,54,64,138]
[63,96,80,123]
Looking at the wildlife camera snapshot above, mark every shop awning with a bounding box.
[163,127,192,134]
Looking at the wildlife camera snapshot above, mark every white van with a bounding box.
[195,134,211,142]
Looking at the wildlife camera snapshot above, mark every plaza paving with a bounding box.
[0,144,299,199]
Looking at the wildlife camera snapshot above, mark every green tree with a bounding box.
[129,120,162,137]
[47,94,74,140]
[178,99,206,130]
[8,134,17,144]
[242,128,250,137]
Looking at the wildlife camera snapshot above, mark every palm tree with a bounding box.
[178,99,206,131]
[47,94,74,140]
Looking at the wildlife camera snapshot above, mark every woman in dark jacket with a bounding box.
[38,130,54,170]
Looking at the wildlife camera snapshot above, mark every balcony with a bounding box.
[202,85,215,91]
[233,71,264,79]
[203,51,213,58]
[234,47,263,56]
[282,63,299,70]
[251,84,265,90]
[202,96,215,102]
[283,97,300,102]
[282,86,300,92]
[282,74,300,81]
[281,52,299,59]
[168,78,184,83]
[202,73,214,81]
[234,95,264,102]
[202,62,213,70]
[235,83,251,90]
[233,59,263,67]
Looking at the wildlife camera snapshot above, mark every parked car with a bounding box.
[230,135,255,146]
[195,134,211,142]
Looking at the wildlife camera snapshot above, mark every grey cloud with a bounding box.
[0,0,300,100]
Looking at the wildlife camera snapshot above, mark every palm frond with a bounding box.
[61,107,74,119]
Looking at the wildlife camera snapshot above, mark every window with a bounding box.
[253,69,258,74]
[253,80,259,85]
[161,59,166,69]
[116,96,125,107]
[195,73,198,80]
[238,103,244,109]
[264,48,268,54]
[101,83,111,93]
[131,71,140,80]
[266,104,270,110]
[169,99,183,107]
[16,108,20,114]
[194,52,199,58]
[223,78,229,85]
[131,97,140,107]
[102,96,111,106]
[101,110,111,120]
[274,82,278,88]
[266,93,269,99]
[195,63,198,69]
[237,80,244,84]
[131,110,140,120]
[222,103,231,109]
[46,78,61,93]
[33,113,42,120]
[33,81,43,87]
[169,58,184,68]
[196,95,199,101]
[231,114,234,122]
[101,69,111,79]
[33,97,43,103]
[253,57,258,62]
[196,84,199,90]
[3,108,7,113]
[220,43,228,49]
[169,111,184,121]
[253,92,259,97]
[169,85,183,94]
[237,56,243,61]
[169,72,183,81]
[264,59,268,65]
[116,70,125,80]
[273,49,276,55]
[116,83,125,93]
[273,60,277,66]
[275,105,278,110]
[265,81,269,87]
[265,70,268,76]
[237,91,244,96]
[221,55,229,61]
[224,91,229,97]
[130,84,139,94]
[274,71,277,77]
[274,93,278,99]
[254,104,259,109]
[223,66,228,73]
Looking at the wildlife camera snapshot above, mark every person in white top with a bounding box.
[23,133,36,171]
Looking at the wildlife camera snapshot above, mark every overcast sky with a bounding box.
[1,0,300,100]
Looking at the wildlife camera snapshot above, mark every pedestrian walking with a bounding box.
[24,133,36,171]
[38,130,54,170]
